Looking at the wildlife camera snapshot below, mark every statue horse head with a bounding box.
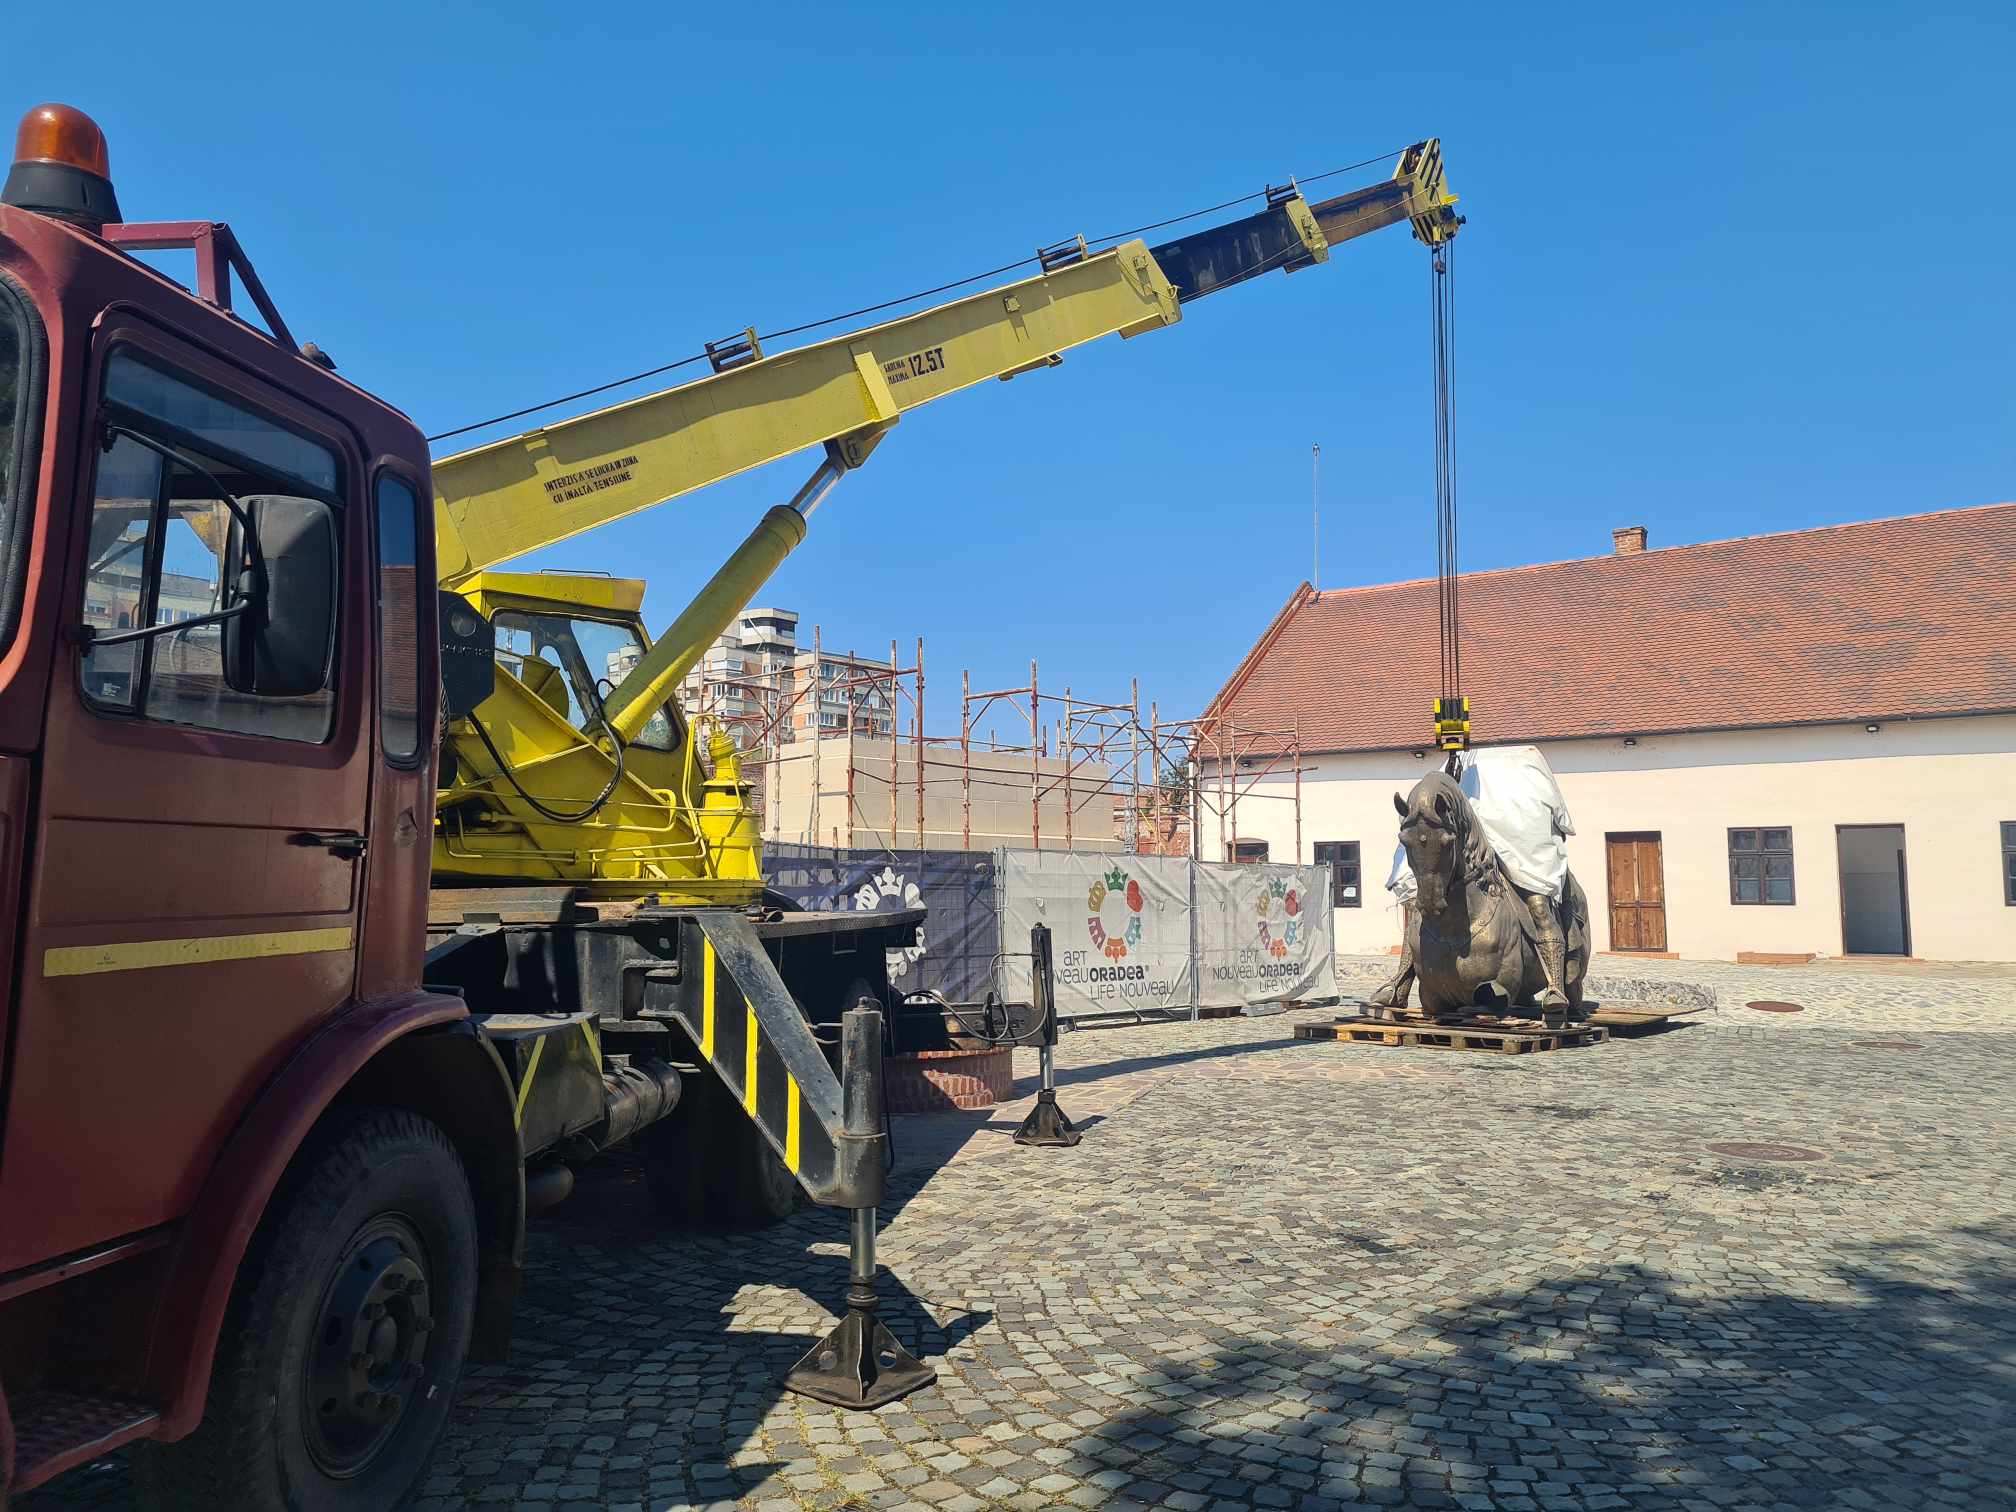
[1392,770,1495,918]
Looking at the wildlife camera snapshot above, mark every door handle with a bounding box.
[290,830,368,861]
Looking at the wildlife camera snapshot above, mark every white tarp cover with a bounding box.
[997,848,1193,1018]
[1194,861,1340,1008]
[1388,746,1576,902]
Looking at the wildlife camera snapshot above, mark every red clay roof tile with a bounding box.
[1204,502,2016,753]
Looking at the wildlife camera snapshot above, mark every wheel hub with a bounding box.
[305,1222,433,1477]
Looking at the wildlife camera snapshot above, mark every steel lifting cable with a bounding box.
[1430,239,1466,764]
[426,147,1415,444]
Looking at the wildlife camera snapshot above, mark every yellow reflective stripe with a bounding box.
[43,926,354,978]
[743,1008,759,1115]
[513,1036,547,1128]
[581,1017,602,1070]
[701,940,716,1059]
[785,1077,801,1173]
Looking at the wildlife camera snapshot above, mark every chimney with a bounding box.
[1612,525,1648,555]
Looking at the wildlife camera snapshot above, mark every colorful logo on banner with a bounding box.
[1254,874,1302,959]
[1087,864,1146,961]
[854,865,927,980]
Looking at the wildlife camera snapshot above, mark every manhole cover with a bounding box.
[1852,1040,1922,1050]
[1706,1142,1824,1162]
[1747,1000,1804,1013]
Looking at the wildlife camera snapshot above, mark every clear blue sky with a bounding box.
[20,2,2012,732]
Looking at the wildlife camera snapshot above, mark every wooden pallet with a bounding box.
[1294,1014,1609,1055]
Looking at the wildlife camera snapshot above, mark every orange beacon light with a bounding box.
[3,103,122,228]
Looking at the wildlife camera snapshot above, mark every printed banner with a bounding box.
[764,845,1000,1003]
[769,846,1340,1018]
[996,848,1194,1018]
[1193,861,1339,1008]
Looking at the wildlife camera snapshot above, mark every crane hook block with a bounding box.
[1433,696,1471,753]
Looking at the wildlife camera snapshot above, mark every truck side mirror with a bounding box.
[223,494,337,698]
[438,590,495,720]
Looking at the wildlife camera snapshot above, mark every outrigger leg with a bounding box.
[783,1004,935,1408]
[1014,924,1081,1148]
[662,914,935,1409]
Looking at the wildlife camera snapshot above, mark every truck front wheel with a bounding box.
[134,1105,478,1512]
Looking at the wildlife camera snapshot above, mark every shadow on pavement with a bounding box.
[1060,1221,2016,1508]
[434,1154,994,1506]
[18,1153,992,1512]
[889,1026,1312,1173]
[1042,1028,1306,1089]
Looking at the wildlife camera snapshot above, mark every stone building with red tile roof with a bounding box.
[1200,504,2016,963]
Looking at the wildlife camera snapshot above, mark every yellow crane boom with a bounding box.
[429,142,1457,889]
[433,141,1458,587]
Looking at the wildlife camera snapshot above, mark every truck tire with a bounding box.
[132,1105,477,1512]
[643,1071,799,1228]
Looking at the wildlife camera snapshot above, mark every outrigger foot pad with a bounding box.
[784,1279,937,1408]
[1014,1088,1082,1148]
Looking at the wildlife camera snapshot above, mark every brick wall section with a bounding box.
[885,1047,1013,1113]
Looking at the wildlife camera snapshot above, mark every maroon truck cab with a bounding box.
[0,100,938,1509]
[0,105,522,1507]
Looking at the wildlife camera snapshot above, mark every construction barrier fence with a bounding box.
[996,848,1194,1016]
[1192,857,1339,1012]
[763,844,1001,1003]
[767,844,1337,1021]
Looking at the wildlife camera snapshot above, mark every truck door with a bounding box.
[0,321,371,1269]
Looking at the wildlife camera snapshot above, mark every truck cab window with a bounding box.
[375,474,424,764]
[0,294,19,501]
[0,278,37,652]
[79,433,160,705]
[80,352,341,742]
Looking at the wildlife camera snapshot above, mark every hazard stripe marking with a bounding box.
[513,1036,547,1128]
[701,939,716,1059]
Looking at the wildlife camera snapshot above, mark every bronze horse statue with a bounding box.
[1369,770,1590,1024]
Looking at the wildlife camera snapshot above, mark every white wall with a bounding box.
[1207,715,2016,962]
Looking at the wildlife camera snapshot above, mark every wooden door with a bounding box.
[1605,832,1668,951]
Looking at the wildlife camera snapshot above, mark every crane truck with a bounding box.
[0,101,1459,1509]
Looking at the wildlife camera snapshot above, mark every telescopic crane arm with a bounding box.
[428,143,1457,881]
[430,141,1459,605]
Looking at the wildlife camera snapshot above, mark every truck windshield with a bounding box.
[493,610,676,752]
[0,280,39,652]
[0,307,19,502]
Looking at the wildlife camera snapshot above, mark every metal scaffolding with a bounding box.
[1195,717,1305,865]
[683,632,1303,859]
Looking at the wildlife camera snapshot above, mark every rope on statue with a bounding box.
[1429,239,1469,775]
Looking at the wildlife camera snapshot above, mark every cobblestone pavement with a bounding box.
[29,963,2016,1510]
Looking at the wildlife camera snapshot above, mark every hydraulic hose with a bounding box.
[467,705,629,824]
